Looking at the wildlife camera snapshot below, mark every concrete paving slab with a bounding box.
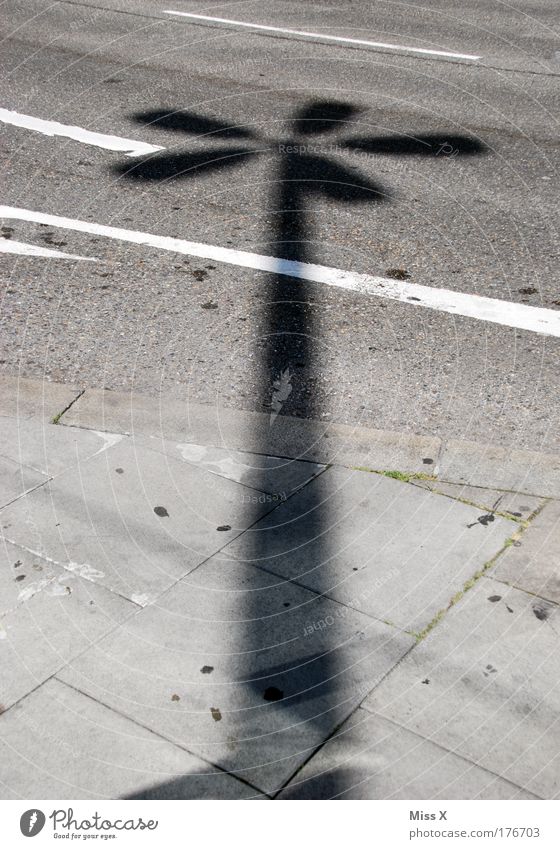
[0,557,135,711]
[493,500,560,604]
[218,466,515,634]
[363,578,560,799]
[0,439,274,604]
[0,678,259,799]
[0,455,47,508]
[0,375,82,421]
[0,416,121,477]
[62,387,441,472]
[278,709,534,800]
[413,480,544,522]
[57,557,413,796]
[136,433,326,497]
[438,440,560,498]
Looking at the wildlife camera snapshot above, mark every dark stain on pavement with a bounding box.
[41,234,67,247]
[263,686,284,702]
[210,707,222,721]
[154,506,169,517]
[171,694,180,701]
[386,268,410,280]
[488,595,502,602]
[217,524,231,531]
[533,604,550,621]
[115,468,124,474]
[201,665,214,674]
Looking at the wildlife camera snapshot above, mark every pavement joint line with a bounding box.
[51,676,272,798]
[348,709,541,799]
[132,437,328,498]
[0,535,145,610]
[163,10,482,61]
[487,574,560,611]
[0,476,54,513]
[408,482,530,525]
[180,466,334,586]
[0,108,165,158]
[274,642,424,797]
[51,387,85,425]
[2,205,560,338]
[221,546,418,639]
[412,527,528,643]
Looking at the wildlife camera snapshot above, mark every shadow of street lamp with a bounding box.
[114,101,485,798]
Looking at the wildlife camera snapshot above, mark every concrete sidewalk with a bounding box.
[0,376,558,799]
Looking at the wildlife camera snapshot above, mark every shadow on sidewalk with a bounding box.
[114,100,486,798]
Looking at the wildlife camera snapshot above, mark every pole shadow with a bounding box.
[114,101,486,798]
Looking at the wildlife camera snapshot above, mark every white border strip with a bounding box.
[164,10,481,61]
[0,109,165,158]
[1,205,557,337]
[0,237,96,261]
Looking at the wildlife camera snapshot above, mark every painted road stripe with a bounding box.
[1,205,557,337]
[0,109,165,158]
[164,11,481,61]
[0,237,96,261]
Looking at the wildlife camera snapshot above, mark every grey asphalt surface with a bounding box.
[0,0,559,450]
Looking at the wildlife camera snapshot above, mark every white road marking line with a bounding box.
[0,236,96,261]
[164,10,481,61]
[0,108,165,157]
[1,205,557,337]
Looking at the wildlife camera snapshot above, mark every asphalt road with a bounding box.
[0,0,559,451]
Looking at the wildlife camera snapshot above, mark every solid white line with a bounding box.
[164,10,481,61]
[0,109,165,157]
[1,205,557,337]
[0,236,96,260]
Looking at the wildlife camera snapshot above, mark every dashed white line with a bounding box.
[0,108,165,157]
[164,10,481,61]
[1,205,557,337]
[0,237,96,261]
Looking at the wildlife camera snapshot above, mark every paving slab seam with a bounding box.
[0,475,53,512]
[408,483,534,525]
[134,436,329,499]
[434,476,559,501]
[0,571,63,619]
[0,535,147,610]
[366,579,560,798]
[407,498,553,642]
[51,676,270,799]
[178,465,333,585]
[349,709,543,800]
[58,419,331,471]
[50,388,86,425]
[231,553,416,638]
[272,641,421,798]
[488,576,560,609]
[412,528,527,642]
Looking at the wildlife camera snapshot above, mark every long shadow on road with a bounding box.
[114,102,486,798]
